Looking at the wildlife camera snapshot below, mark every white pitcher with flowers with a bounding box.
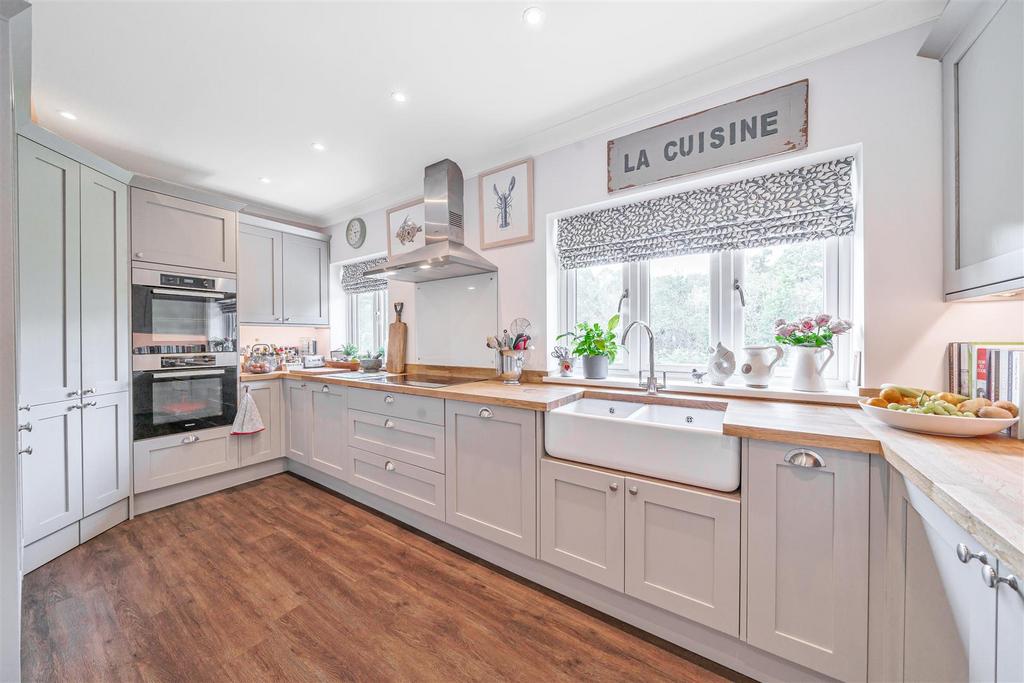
[774,314,853,392]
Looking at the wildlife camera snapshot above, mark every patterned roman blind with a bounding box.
[557,156,855,270]
[341,256,388,294]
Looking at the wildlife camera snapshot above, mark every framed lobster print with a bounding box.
[478,158,534,250]
[385,197,426,258]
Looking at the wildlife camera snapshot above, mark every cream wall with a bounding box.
[330,24,1023,389]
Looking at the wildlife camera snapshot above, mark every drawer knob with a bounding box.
[17,423,31,433]
[322,385,330,392]
[82,387,96,395]
[478,407,493,419]
[68,389,80,398]
[784,448,825,468]
[982,565,1020,591]
[18,446,32,456]
[384,419,395,429]
[609,481,618,492]
[956,543,989,566]
[134,252,144,258]
[67,404,83,411]
[300,383,307,388]
[83,401,97,408]
[384,394,395,404]
[384,461,396,472]
[181,434,199,444]
[18,404,30,412]
[628,486,638,495]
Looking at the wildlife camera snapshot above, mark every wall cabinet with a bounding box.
[81,392,130,517]
[445,401,537,556]
[236,380,282,467]
[284,380,313,464]
[130,187,238,274]
[238,222,329,325]
[745,440,869,682]
[311,384,347,479]
[20,399,83,545]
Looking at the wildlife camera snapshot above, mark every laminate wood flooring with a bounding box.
[22,473,749,682]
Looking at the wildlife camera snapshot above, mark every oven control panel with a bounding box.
[160,354,216,368]
[159,273,216,289]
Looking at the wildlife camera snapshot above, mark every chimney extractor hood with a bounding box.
[365,159,498,283]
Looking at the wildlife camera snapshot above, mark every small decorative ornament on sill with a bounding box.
[774,314,853,392]
[551,346,575,377]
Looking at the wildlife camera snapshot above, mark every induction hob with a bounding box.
[321,372,479,389]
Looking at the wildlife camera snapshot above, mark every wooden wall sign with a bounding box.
[607,80,808,192]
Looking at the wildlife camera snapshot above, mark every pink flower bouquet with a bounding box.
[774,314,852,348]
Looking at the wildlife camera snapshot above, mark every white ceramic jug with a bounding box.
[790,345,835,392]
[740,345,783,388]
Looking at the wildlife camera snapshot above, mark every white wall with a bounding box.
[331,24,1023,389]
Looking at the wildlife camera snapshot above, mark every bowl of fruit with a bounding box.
[859,385,1019,437]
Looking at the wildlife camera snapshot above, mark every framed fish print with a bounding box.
[386,197,426,258]
[478,158,534,250]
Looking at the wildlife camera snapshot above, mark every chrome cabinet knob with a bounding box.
[284,317,291,322]
[18,404,30,412]
[609,482,619,492]
[17,423,32,433]
[384,394,395,404]
[478,407,493,419]
[784,448,825,468]
[82,388,96,395]
[18,446,32,456]
[300,383,307,388]
[321,385,330,392]
[628,486,638,495]
[956,543,989,565]
[384,461,396,472]
[134,252,144,258]
[384,419,395,429]
[274,317,281,321]
[83,401,97,408]
[67,404,83,411]
[982,565,1020,591]
[67,390,80,398]
[181,434,200,444]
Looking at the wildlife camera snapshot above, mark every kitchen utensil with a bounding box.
[509,317,531,337]
[498,349,525,385]
[386,302,408,373]
[739,345,783,388]
[859,400,1018,437]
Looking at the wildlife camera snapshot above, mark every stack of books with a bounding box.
[947,342,1024,438]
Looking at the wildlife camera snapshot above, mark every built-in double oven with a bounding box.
[131,268,239,440]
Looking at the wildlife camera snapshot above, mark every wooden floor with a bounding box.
[22,473,748,682]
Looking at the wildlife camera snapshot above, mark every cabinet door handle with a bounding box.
[784,448,825,468]
[628,485,638,495]
[284,317,291,322]
[82,387,96,395]
[384,461,396,472]
[609,481,618,492]
[18,446,32,456]
[321,385,330,392]
[18,404,30,412]
[982,565,1020,591]
[18,423,32,433]
[478,407,493,419]
[384,394,395,404]
[383,419,395,429]
[181,434,200,444]
[300,383,307,388]
[67,404,83,411]
[956,543,989,566]
[82,401,97,408]
[274,317,281,321]
[67,390,80,398]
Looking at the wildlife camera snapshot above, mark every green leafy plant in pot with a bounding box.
[556,314,622,379]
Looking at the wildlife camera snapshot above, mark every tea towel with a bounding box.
[231,386,265,435]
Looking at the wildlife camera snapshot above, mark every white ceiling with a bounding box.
[30,1,943,225]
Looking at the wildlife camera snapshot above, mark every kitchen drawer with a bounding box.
[347,409,445,473]
[348,446,445,521]
[347,387,444,425]
[133,427,237,493]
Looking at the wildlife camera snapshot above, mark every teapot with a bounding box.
[740,345,783,388]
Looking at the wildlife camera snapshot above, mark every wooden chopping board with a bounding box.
[386,302,407,373]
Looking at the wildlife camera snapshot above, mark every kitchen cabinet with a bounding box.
[928,0,1024,299]
[130,187,238,273]
[539,458,624,590]
[349,446,446,521]
[238,220,329,326]
[347,409,445,473]
[236,380,281,467]
[284,380,313,464]
[745,440,869,682]
[885,471,1024,682]
[311,384,347,479]
[445,401,537,556]
[20,399,83,544]
[134,427,237,494]
[81,392,130,517]
[625,475,740,637]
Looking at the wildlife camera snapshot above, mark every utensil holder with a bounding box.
[498,349,525,385]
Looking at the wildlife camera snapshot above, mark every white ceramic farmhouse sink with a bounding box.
[545,398,740,492]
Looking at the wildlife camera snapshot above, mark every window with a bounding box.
[559,236,852,384]
[348,290,388,355]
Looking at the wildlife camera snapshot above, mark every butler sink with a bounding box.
[545,398,740,492]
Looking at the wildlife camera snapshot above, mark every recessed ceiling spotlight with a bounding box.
[419,264,432,270]
[391,90,408,103]
[311,142,326,152]
[258,177,271,184]
[522,6,545,26]
[58,110,77,120]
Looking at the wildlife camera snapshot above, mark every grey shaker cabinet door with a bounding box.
[624,476,740,637]
[445,401,537,556]
[130,187,237,273]
[237,380,282,467]
[539,458,624,590]
[281,234,328,325]
[20,399,83,544]
[311,388,347,479]
[996,561,1024,683]
[17,137,82,406]
[238,224,284,323]
[81,391,130,516]
[80,167,130,397]
[284,380,313,464]
[746,440,869,682]
[133,428,236,494]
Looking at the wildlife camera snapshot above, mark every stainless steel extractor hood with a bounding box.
[365,159,498,283]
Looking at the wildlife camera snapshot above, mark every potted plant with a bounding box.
[774,314,853,392]
[556,314,622,379]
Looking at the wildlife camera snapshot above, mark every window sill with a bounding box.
[541,373,864,406]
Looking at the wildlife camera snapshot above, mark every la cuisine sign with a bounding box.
[607,80,809,192]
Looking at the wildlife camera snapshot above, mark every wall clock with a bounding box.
[345,217,367,248]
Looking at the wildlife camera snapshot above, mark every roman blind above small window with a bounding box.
[342,256,388,294]
[557,156,855,270]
